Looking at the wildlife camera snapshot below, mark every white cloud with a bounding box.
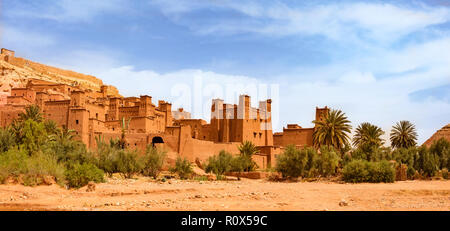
[152,1,450,43]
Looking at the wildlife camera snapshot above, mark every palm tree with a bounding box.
[44,120,60,135]
[119,117,131,149]
[390,120,417,149]
[238,141,258,156]
[352,122,385,148]
[237,141,258,172]
[19,105,43,123]
[312,109,352,150]
[49,129,77,148]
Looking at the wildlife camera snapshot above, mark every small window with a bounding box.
[76,120,79,125]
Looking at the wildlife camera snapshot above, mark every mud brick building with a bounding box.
[0,48,329,169]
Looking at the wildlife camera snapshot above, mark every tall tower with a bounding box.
[260,99,273,146]
[315,106,329,124]
[139,95,152,117]
[210,99,224,142]
[238,95,250,119]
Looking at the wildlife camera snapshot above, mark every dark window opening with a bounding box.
[76,120,79,125]
[151,136,164,147]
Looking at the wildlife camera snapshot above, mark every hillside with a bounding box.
[0,48,120,104]
[423,124,450,146]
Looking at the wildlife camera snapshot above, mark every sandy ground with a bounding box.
[0,177,449,211]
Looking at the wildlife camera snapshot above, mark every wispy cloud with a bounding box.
[6,0,126,23]
[152,1,450,44]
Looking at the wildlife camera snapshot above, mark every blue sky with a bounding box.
[1,0,450,144]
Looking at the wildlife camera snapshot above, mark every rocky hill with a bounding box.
[423,124,450,146]
[0,48,120,104]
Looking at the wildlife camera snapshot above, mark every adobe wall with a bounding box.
[252,154,268,170]
[0,106,24,127]
[180,139,241,162]
[68,108,90,145]
[257,146,283,168]
[44,100,71,128]
[273,128,314,148]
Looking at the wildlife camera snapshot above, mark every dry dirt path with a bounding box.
[0,177,449,211]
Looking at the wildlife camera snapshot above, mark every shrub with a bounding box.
[343,160,370,183]
[367,161,395,183]
[20,119,47,155]
[407,165,416,179]
[141,146,167,179]
[275,145,309,178]
[94,139,122,176]
[205,150,233,179]
[230,155,249,180]
[116,150,142,179]
[343,160,395,183]
[416,146,439,177]
[351,145,392,162]
[429,138,450,170]
[0,128,15,152]
[25,152,66,186]
[170,157,193,179]
[237,141,258,171]
[0,148,28,177]
[0,168,8,184]
[65,163,104,188]
[0,149,66,186]
[316,146,341,177]
[442,168,449,180]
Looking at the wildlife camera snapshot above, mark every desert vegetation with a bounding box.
[276,110,450,183]
[0,105,449,190]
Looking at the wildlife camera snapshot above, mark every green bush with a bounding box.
[0,128,15,152]
[141,146,167,179]
[342,160,370,183]
[415,146,439,177]
[429,138,450,170]
[275,145,309,178]
[94,138,121,176]
[230,155,248,180]
[20,119,47,155]
[0,149,66,186]
[316,146,341,177]
[116,150,142,179]
[351,145,392,162]
[343,160,395,183]
[65,163,104,188]
[442,168,448,180]
[237,141,258,171]
[170,157,193,179]
[205,150,233,179]
[367,161,395,183]
[25,152,66,186]
[0,168,8,184]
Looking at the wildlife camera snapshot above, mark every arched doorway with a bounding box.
[151,136,164,147]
